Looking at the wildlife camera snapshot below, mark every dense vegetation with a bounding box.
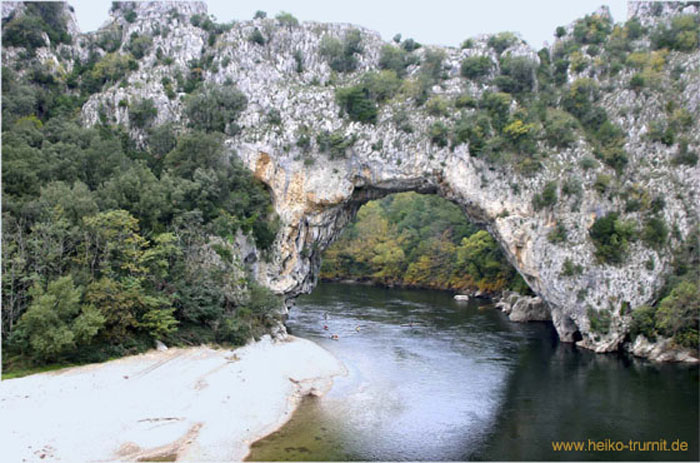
[629,231,699,349]
[1,4,281,374]
[321,193,530,294]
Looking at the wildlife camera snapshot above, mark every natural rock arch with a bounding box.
[242,142,589,346]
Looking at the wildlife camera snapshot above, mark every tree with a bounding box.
[129,98,158,128]
[335,86,377,124]
[379,45,413,77]
[12,276,104,361]
[589,212,637,264]
[164,131,225,179]
[319,30,363,73]
[460,56,493,79]
[81,210,148,278]
[656,281,699,348]
[184,84,247,134]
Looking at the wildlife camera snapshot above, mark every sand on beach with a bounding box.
[0,335,345,462]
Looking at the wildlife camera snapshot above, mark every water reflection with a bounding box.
[247,283,699,461]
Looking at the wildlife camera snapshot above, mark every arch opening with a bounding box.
[318,191,533,300]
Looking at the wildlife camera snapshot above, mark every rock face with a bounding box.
[627,335,699,363]
[496,292,552,323]
[2,1,698,359]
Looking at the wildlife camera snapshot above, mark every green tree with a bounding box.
[13,276,104,361]
[460,56,493,79]
[656,281,699,348]
[184,84,247,133]
[589,212,637,264]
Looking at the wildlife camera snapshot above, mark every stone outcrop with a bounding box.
[627,335,699,363]
[2,1,698,360]
[496,292,552,323]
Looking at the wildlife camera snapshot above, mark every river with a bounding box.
[246,283,699,461]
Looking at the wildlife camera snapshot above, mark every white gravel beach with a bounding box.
[0,335,345,462]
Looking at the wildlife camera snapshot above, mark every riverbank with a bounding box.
[0,335,345,462]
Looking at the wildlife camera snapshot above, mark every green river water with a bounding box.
[246,283,699,461]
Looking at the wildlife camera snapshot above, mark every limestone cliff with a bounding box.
[2,1,698,361]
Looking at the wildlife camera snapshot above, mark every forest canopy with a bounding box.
[321,192,530,294]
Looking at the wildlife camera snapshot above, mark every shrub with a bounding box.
[129,98,158,128]
[420,49,446,82]
[455,94,477,109]
[641,216,668,250]
[253,10,267,19]
[425,96,449,116]
[497,56,537,94]
[393,110,414,133]
[361,70,402,103]
[548,223,567,243]
[295,126,311,151]
[248,28,265,45]
[595,145,628,173]
[319,30,363,73]
[379,45,415,77]
[184,84,248,133]
[589,212,637,264]
[629,73,645,91]
[647,120,675,146]
[593,173,611,194]
[503,119,537,152]
[562,177,582,196]
[316,129,357,159]
[124,9,137,23]
[479,92,511,132]
[561,78,604,129]
[401,38,421,52]
[625,17,645,40]
[672,139,698,166]
[460,56,493,79]
[555,26,567,38]
[629,305,656,342]
[293,50,304,73]
[651,14,700,52]
[276,11,299,28]
[96,26,123,53]
[656,281,699,348]
[453,113,491,155]
[572,13,612,45]
[266,108,282,126]
[587,306,612,334]
[126,33,152,59]
[487,32,518,54]
[544,108,580,148]
[561,258,583,276]
[428,122,449,147]
[2,2,72,49]
[669,107,692,131]
[580,155,598,170]
[335,85,377,124]
[532,181,558,211]
[86,53,139,92]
